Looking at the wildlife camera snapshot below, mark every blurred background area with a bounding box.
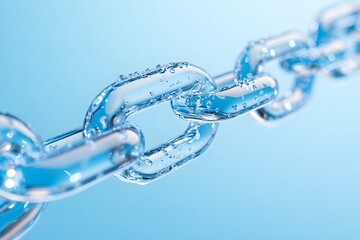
[1,1,360,239]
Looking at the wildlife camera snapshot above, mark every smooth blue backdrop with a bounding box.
[1,1,359,239]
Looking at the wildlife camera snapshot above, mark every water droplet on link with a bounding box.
[168,62,176,67]
[149,89,155,97]
[118,75,127,81]
[133,72,140,78]
[89,127,101,137]
[196,98,201,107]
[99,116,108,129]
[156,64,166,73]
[129,169,136,177]
[206,101,212,108]
[91,96,103,109]
[181,62,189,68]
[49,145,58,151]
[145,159,153,166]
[143,68,151,76]
[243,103,247,108]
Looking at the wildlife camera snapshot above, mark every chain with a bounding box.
[1,2,359,239]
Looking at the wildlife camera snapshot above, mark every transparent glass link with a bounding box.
[252,76,314,122]
[280,39,347,76]
[0,199,45,240]
[0,123,144,202]
[324,54,360,77]
[312,2,360,78]
[0,113,46,240]
[115,122,217,184]
[0,114,44,166]
[236,31,315,123]
[313,2,360,45]
[83,62,216,137]
[84,63,218,184]
[171,72,278,122]
[44,128,83,152]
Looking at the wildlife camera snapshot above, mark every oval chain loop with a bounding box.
[236,31,315,123]
[0,124,143,202]
[171,72,278,122]
[313,2,360,77]
[0,114,46,239]
[84,63,218,184]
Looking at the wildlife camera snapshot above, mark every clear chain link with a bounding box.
[1,2,359,239]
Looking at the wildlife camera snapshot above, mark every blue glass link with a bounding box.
[115,122,217,184]
[313,2,360,45]
[45,127,83,152]
[0,113,46,239]
[280,39,347,76]
[324,54,360,77]
[0,199,44,240]
[84,63,218,184]
[312,2,360,78]
[0,114,143,202]
[171,72,277,122]
[236,31,315,123]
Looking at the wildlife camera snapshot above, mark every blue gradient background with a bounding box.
[1,1,360,239]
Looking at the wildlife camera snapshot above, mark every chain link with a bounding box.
[1,2,360,239]
[237,31,314,123]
